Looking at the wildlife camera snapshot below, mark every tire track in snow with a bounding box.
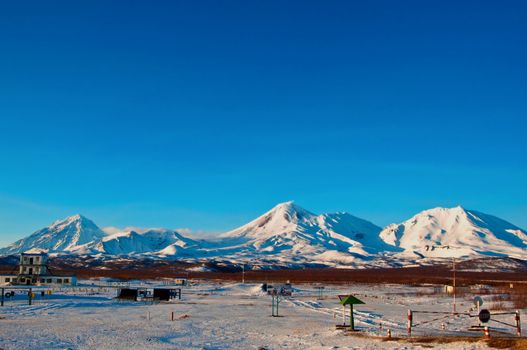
[286,298,403,330]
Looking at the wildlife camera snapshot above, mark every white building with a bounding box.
[0,252,77,286]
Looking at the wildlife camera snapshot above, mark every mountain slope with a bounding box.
[96,228,199,256]
[1,204,526,266]
[0,214,106,255]
[379,206,527,259]
[213,201,391,264]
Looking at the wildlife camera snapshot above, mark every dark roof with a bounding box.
[338,294,365,305]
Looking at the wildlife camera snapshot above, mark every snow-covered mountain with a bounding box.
[1,204,526,266]
[0,214,106,255]
[212,201,393,265]
[96,228,199,256]
[379,206,527,259]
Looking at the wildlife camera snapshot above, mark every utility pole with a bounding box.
[453,258,456,314]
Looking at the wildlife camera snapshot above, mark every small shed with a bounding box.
[153,288,181,301]
[117,288,139,301]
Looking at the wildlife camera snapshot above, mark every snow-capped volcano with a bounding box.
[215,201,391,264]
[1,204,526,267]
[0,214,106,255]
[97,228,199,256]
[379,206,527,259]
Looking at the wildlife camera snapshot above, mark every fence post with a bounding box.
[407,309,412,337]
[516,310,521,337]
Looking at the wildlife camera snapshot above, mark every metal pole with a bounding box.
[350,304,354,330]
[452,258,456,314]
[1,288,4,307]
[28,288,32,306]
[477,302,481,326]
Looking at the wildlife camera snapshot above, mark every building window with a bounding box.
[40,278,45,283]
[47,279,52,283]
[5,278,10,282]
[56,279,62,284]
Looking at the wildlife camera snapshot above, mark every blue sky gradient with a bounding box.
[0,1,526,245]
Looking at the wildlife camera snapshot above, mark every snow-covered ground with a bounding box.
[0,280,524,349]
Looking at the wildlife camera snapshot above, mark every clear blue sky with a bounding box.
[1,0,526,246]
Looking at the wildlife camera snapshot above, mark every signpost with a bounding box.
[338,294,365,331]
[474,296,484,327]
[269,284,292,317]
[478,309,491,324]
[271,290,282,317]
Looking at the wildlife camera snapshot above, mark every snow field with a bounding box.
[1,281,523,349]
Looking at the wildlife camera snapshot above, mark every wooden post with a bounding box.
[350,304,354,330]
[407,309,412,337]
[516,310,521,337]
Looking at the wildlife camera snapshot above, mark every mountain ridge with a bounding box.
[1,203,526,266]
